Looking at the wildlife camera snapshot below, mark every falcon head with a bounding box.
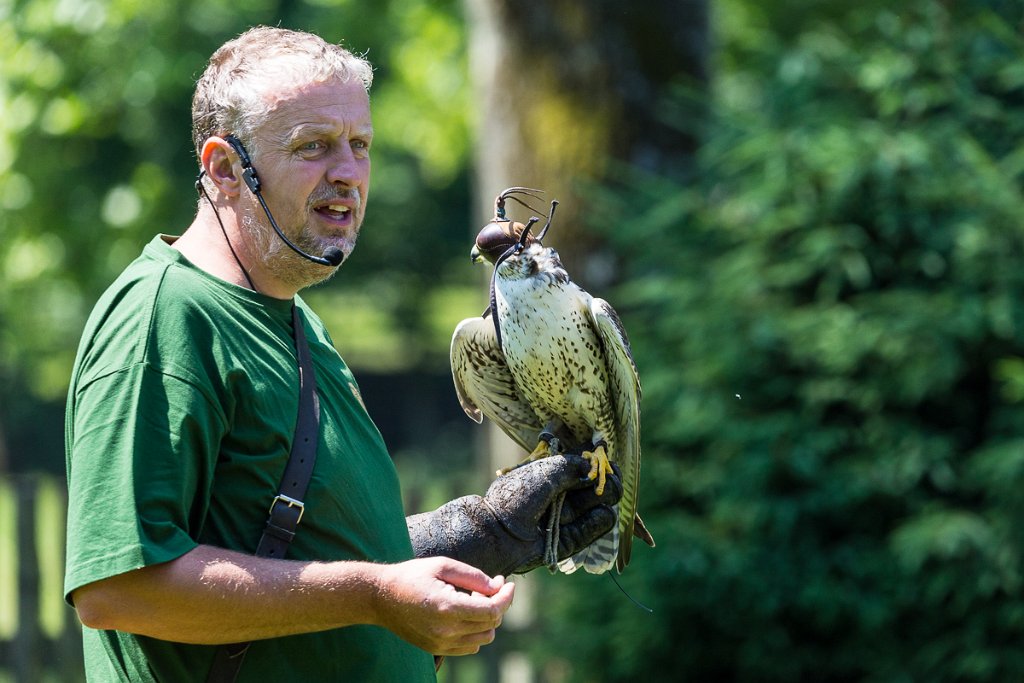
[470,220,539,265]
[473,228,567,285]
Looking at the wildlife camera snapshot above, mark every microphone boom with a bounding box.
[228,134,344,268]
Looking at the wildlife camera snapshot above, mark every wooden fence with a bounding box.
[0,473,83,682]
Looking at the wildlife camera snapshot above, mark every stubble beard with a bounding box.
[239,190,362,291]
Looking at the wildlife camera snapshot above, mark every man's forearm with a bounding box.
[71,545,381,644]
[71,545,515,657]
[407,498,481,562]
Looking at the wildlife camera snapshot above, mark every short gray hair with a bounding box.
[191,26,373,161]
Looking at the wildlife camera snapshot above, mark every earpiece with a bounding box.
[225,135,262,194]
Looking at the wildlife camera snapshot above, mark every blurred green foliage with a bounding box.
[0,0,477,407]
[533,1,1024,681]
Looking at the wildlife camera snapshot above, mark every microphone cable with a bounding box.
[195,171,259,293]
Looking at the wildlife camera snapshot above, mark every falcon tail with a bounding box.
[556,507,620,575]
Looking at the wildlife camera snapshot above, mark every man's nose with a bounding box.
[326,144,363,186]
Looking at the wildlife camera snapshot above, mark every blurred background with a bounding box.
[3,0,1024,681]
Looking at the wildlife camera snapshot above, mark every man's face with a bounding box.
[241,77,373,286]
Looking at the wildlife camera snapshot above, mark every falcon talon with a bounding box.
[582,444,612,496]
[538,431,562,457]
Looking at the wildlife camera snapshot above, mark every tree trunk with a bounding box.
[465,0,708,282]
[462,3,709,678]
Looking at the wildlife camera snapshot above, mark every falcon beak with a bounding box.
[470,245,484,264]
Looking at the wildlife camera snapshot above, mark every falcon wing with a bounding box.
[589,298,643,572]
[450,316,544,453]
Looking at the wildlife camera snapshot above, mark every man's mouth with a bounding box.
[315,204,352,219]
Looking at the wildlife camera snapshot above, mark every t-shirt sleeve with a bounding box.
[64,361,226,604]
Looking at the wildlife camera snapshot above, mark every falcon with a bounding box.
[450,187,654,574]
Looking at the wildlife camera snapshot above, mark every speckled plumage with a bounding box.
[451,240,649,574]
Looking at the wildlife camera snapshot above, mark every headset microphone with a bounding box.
[225,135,345,267]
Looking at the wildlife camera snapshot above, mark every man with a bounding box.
[63,26,619,682]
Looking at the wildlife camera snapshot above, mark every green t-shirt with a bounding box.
[64,235,436,682]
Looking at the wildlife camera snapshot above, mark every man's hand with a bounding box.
[407,454,622,577]
[373,557,514,656]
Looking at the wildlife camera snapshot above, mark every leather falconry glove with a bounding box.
[407,454,622,577]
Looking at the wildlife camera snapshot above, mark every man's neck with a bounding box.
[174,211,298,300]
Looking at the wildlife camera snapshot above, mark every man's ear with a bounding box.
[200,137,243,197]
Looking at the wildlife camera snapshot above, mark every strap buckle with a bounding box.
[269,494,305,526]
